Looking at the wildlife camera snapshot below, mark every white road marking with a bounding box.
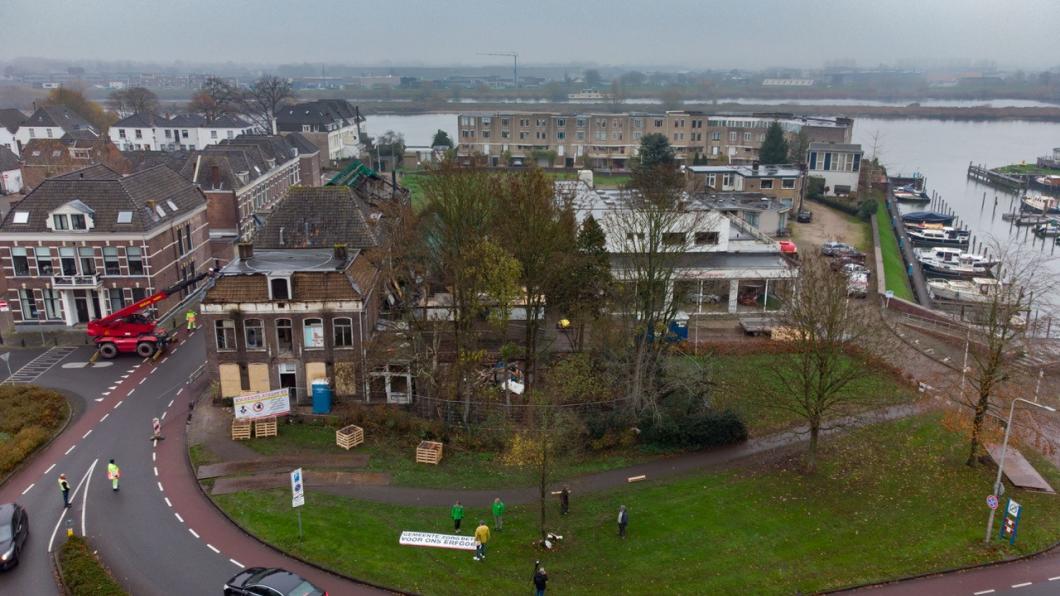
[1050,576,1060,581]
[157,481,164,492]
[113,400,123,409]
[108,385,117,390]
[82,430,92,439]
[121,375,129,379]
[973,590,996,595]
[80,459,97,537]
[152,451,156,462]
[65,445,76,455]
[101,391,110,396]
[47,460,97,552]
[164,497,172,507]
[175,512,184,523]
[161,357,168,364]
[172,347,179,354]
[127,389,135,396]
[100,413,109,422]
[207,544,220,554]
[21,483,34,495]
[153,466,158,476]
[230,559,244,568]
[1012,583,1032,589]
[44,463,56,474]
[150,367,159,375]
[161,411,167,421]
[188,528,199,538]
[139,377,146,384]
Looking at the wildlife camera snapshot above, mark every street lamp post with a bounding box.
[984,398,1056,544]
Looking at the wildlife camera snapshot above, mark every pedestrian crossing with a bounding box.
[1,346,78,384]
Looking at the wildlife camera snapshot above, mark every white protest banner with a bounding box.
[399,531,477,551]
[233,388,291,420]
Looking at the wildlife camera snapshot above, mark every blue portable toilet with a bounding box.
[311,379,332,414]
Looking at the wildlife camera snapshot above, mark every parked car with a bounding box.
[0,503,29,571]
[820,241,854,256]
[847,273,869,298]
[841,263,870,277]
[224,567,327,596]
[797,209,813,223]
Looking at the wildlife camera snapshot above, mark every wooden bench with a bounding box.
[336,424,365,450]
[416,440,444,465]
[254,417,278,438]
[231,419,252,440]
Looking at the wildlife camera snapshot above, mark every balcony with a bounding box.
[52,275,101,289]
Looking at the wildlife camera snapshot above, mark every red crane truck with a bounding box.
[86,269,214,359]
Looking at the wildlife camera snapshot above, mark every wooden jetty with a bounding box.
[967,162,1024,190]
[1002,212,1054,226]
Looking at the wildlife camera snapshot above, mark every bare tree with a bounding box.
[188,77,242,122]
[962,240,1058,466]
[242,75,294,134]
[760,254,893,473]
[108,86,159,117]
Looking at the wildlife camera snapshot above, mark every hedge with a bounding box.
[0,385,68,476]
[58,536,127,596]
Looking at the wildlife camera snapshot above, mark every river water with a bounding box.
[366,110,1060,273]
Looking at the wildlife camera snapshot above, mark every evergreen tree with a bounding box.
[431,129,454,148]
[636,133,675,169]
[758,121,790,165]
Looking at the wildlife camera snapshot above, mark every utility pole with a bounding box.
[478,51,519,88]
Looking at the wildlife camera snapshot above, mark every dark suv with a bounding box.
[0,503,29,570]
[224,567,326,596]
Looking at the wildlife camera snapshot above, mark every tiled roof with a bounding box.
[204,268,367,304]
[0,109,27,134]
[60,129,100,141]
[203,274,267,303]
[0,164,205,234]
[54,164,123,181]
[168,114,249,129]
[284,132,320,155]
[0,146,19,171]
[113,112,168,128]
[122,150,188,174]
[276,100,361,128]
[255,186,377,249]
[24,106,96,133]
[172,134,301,191]
[292,271,360,300]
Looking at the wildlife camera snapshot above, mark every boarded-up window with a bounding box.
[248,363,270,392]
[218,364,241,398]
[334,362,357,396]
[305,362,327,385]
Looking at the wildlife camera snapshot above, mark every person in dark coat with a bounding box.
[560,487,570,515]
[533,564,548,595]
[617,505,629,538]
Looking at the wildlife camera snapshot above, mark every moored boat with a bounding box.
[905,223,971,248]
[903,211,955,225]
[1033,219,1060,237]
[1020,192,1060,214]
[927,277,1004,304]
[915,247,997,279]
[894,187,931,203]
[1035,175,1060,189]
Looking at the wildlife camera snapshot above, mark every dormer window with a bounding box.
[53,214,69,230]
[71,214,86,230]
[269,276,290,301]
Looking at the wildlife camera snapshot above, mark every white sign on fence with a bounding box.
[399,531,477,551]
[291,468,305,508]
[233,389,291,420]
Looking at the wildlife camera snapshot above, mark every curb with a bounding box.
[0,390,74,489]
[823,539,1060,594]
[52,545,71,596]
[182,389,414,596]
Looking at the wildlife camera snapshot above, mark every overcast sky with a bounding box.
[2,0,1057,70]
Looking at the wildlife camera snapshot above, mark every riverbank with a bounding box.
[358,101,1060,122]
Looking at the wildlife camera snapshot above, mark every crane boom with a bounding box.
[477,51,518,88]
[87,269,215,338]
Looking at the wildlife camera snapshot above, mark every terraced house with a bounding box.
[0,164,209,327]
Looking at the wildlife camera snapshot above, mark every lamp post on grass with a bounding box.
[984,398,1056,544]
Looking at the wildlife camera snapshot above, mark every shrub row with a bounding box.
[0,385,68,476]
[640,409,748,450]
[58,536,127,596]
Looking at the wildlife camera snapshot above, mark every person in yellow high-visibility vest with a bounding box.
[185,309,198,331]
[107,459,121,492]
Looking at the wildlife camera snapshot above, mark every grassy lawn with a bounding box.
[545,170,631,188]
[397,171,428,212]
[876,200,915,301]
[997,164,1060,175]
[708,353,916,436]
[0,385,69,478]
[239,423,659,490]
[214,413,1060,595]
[58,536,127,596]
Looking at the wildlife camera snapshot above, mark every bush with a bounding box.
[59,536,127,596]
[0,385,68,476]
[857,198,879,220]
[640,409,748,450]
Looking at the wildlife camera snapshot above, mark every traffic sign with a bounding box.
[986,495,999,510]
[290,468,304,508]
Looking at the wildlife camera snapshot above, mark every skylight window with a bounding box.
[166,200,178,212]
[155,205,166,218]
[116,211,133,224]
[12,211,29,224]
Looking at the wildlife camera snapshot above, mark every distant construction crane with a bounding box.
[478,51,519,88]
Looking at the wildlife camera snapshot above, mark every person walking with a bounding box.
[185,309,197,331]
[533,563,549,596]
[560,487,570,516]
[107,459,121,492]
[58,474,71,508]
[492,497,505,531]
[473,520,490,561]
[617,505,629,538]
[450,500,464,533]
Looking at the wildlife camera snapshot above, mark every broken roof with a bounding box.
[255,186,378,249]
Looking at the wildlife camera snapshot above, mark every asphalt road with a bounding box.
[0,332,384,596]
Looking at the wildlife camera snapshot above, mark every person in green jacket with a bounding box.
[451,500,464,533]
[492,497,505,531]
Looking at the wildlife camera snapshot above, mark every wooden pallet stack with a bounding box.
[254,417,278,438]
[416,440,444,465]
[231,419,252,440]
[336,424,365,450]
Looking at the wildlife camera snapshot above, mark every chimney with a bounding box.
[237,242,253,261]
[334,243,348,262]
[752,160,759,171]
[278,226,285,246]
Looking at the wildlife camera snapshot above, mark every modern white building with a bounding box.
[109,113,253,152]
[807,142,863,196]
[276,100,364,163]
[0,147,23,194]
[0,109,26,156]
[15,106,98,148]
